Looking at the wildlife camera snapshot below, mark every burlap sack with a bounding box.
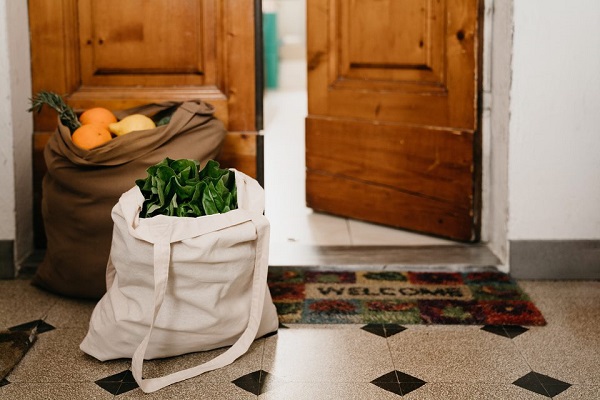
[32,100,227,299]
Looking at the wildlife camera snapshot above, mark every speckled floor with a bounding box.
[3,59,599,399]
[1,276,599,399]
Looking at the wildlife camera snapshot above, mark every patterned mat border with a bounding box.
[267,269,546,326]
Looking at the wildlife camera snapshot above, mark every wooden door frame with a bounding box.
[254,0,265,187]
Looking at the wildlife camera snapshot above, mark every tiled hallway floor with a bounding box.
[2,60,598,399]
[1,276,599,399]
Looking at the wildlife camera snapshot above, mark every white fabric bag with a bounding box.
[80,170,279,393]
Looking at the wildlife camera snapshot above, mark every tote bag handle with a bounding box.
[130,214,270,393]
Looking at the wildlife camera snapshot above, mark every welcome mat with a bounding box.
[267,269,546,325]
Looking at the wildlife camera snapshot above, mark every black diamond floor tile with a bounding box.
[372,370,426,396]
[96,381,122,395]
[400,381,427,395]
[513,371,571,398]
[361,324,407,338]
[372,371,399,383]
[232,369,281,395]
[481,325,528,339]
[396,371,426,384]
[95,369,139,395]
[117,381,142,395]
[501,325,529,338]
[533,373,572,397]
[372,381,403,396]
[8,320,55,334]
[544,384,574,397]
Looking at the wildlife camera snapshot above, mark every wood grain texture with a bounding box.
[28,0,258,248]
[305,116,477,240]
[29,0,256,131]
[307,0,478,129]
[223,0,257,131]
[218,132,257,177]
[307,170,475,242]
[306,0,481,241]
[78,0,206,82]
[340,0,445,84]
[306,117,474,208]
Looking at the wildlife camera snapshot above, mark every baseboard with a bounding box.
[0,240,15,279]
[510,240,600,280]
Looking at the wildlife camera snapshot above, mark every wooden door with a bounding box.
[306,0,482,242]
[29,0,259,247]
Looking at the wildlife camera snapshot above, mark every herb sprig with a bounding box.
[28,91,81,132]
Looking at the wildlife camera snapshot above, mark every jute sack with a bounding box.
[80,170,279,393]
[33,100,227,299]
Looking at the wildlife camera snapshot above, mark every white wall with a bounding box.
[0,1,16,241]
[509,0,600,240]
[0,0,33,270]
[485,0,513,264]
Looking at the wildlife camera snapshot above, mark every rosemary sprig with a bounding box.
[28,91,81,132]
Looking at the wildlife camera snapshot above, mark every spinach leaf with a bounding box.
[135,158,237,218]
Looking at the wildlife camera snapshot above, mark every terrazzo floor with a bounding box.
[3,58,598,399]
[1,276,599,399]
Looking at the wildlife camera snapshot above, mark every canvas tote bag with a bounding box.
[80,169,279,393]
[33,100,227,299]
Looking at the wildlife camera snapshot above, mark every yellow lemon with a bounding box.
[109,114,156,136]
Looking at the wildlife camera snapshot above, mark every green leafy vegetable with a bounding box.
[156,115,172,126]
[135,158,237,218]
[152,106,176,127]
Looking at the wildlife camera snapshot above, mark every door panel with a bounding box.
[340,0,445,85]
[306,117,475,239]
[306,117,474,207]
[306,0,481,241]
[29,0,258,247]
[79,0,208,83]
[29,0,256,136]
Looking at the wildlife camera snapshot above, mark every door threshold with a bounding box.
[269,243,501,271]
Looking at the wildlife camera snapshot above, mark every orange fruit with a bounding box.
[79,107,117,128]
[71,124,112,150]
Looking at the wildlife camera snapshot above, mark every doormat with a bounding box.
[267,268,546,326]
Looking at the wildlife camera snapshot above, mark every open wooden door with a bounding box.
[306,0,482,242]
[28,0,260,248]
